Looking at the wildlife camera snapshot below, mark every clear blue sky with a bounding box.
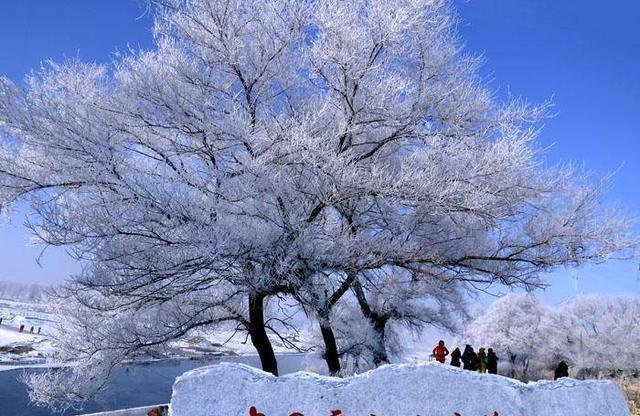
[0,1,638,302]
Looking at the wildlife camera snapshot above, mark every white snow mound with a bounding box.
[169,362,630,416]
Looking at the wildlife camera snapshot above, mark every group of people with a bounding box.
[433,340,572,380]
[432,341,499,374]
[0,318,42,335]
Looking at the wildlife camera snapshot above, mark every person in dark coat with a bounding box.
[461,345,477,371]
[487,348,499,374]
[450,347,462,367]
[554,361,569,380]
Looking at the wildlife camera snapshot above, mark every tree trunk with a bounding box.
[352,278,389,366]
[319,321,341,375]
[509,353,517,379]
[248,292,278,376]
[315,270,358,375]
[371,318,390,366]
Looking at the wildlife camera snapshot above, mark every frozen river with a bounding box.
[0,354,308,416]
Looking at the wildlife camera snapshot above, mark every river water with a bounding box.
[0,354,308,416]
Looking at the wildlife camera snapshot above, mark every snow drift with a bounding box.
[169,362,629,416]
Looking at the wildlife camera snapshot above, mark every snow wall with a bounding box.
[169,362,630,416]
[80,404,166,416]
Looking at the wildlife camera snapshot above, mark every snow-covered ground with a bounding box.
[170,362,630,416]
[0,326,54,367]
[169,327,307,358]
[0,298,57,368]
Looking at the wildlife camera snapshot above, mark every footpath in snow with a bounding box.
[170,362,630,416]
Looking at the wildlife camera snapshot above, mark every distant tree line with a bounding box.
[462,294,640,381]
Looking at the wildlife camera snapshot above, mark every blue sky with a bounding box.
[0,1,638,302]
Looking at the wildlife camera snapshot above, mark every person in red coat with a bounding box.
[147,405,169,416]
[432,340,450,363]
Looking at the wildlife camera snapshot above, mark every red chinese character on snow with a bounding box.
[249,406,265,416]
[250,407,344,416]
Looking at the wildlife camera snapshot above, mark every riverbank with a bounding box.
[0,354,310,416]
[1,296,314,371]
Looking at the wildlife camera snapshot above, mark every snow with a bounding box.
[168,327,300,357]
[0,297,57,368]
[0,325,54,368]
[78,404,166,416]
[170,362,630,416]
[0,325,38,344]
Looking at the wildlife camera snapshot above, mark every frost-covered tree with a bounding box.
[351,268,467,365]
[569,296,640,372]
[463,294,572,381]
[307,268,467,371]
[295,270,361,374]
[0,0,635,409]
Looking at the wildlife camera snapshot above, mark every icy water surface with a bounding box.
[0,354,307,416]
